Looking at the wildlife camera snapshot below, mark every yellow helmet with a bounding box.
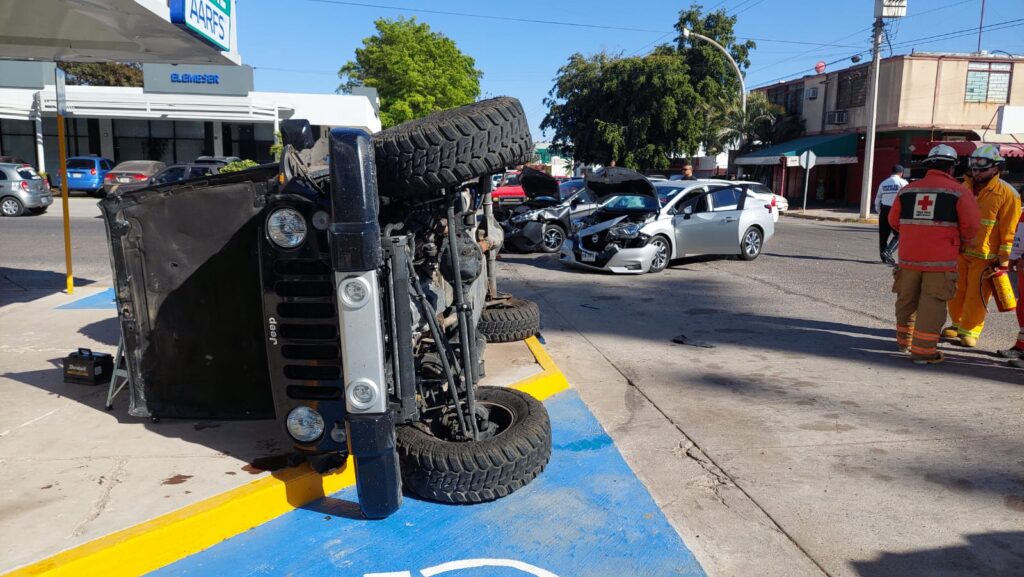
[970,144,1005,170]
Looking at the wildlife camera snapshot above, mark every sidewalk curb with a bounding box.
[3,337,570,577]
[783,211,878,225]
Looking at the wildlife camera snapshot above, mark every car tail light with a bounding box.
[20,181,29,191]
[771,196,777,206]
[90,168,97,175]
[132,173,147,181]
[104,173,115,181]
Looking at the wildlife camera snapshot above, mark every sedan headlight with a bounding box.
[511,210,541,225]
[286,406,325,442]
[267,207,307,248]
[607,222,642,239]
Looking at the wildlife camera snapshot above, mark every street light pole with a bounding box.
[859,18,884,220]
[682,28,746,116]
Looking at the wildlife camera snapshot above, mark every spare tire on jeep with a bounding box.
[396,386,552,504]
[373,97,533,196]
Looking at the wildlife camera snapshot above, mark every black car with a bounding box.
[114,163,221,194]
[502,168,598,253]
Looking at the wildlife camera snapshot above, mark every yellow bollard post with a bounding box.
[57,112,73,295]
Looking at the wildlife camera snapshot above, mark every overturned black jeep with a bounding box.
[101,98,550,518]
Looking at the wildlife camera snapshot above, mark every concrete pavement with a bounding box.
[497,217,1023,577]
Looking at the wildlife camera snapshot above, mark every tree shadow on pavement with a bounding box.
[850,531,1024,577]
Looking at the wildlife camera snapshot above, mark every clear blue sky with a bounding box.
[237,0,1024,138]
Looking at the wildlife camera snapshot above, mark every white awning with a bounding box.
[0,0,240,65]
[37,86,287,122]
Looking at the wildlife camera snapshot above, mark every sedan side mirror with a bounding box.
[683,205,694,218]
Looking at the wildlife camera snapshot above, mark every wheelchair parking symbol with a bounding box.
[366,558,560,577]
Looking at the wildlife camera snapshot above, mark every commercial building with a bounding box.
[0,61,380,174]
[740,51,1024,206]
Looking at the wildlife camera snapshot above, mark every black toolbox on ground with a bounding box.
[63,348,113,385]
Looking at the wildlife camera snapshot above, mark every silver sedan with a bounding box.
[561,179,776,274]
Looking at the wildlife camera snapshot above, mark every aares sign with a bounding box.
[170,0,232,52]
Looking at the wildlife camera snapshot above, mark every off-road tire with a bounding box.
[478,297,540,343]
[396,386,552,504]
[374,97,533,196]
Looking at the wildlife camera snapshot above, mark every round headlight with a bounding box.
[267,208,307,248]
[286,406,324,442]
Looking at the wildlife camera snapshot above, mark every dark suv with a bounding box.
[100,98,549,519]
[114,163,221,194]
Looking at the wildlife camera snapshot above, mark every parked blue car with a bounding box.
[54,156,115,197]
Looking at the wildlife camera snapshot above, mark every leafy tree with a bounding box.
[674,4,756,149]
[59,62,143,87]
[542,48,701,170]
[542,4,758,169]
[338,17,482,128]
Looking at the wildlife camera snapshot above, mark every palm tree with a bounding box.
[708,92,782,154]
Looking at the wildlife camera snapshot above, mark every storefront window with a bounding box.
[112,119,212,164]
[223,122,275,163]
[0,119,36,166]
[42,117,97,174]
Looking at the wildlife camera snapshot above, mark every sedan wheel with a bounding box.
[540,223,565,253]
[740,226,763,261]
[647,236,670,273]
[1,197,24,217]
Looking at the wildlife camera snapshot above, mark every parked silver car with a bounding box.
[0,163,52,217]
[560,169,775,274]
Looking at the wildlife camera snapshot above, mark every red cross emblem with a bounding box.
[917,196,934,211]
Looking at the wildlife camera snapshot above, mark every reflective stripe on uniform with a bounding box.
[896,324,914,333]
[964,250,998,259]
[910,345,936,356]
[958,327,982,337]
[899,259,958,268]
[899,219,957,228]
[914,331,940,342]
[980,219,997,226]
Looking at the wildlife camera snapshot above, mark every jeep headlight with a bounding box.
[286,406,325,442]
[608,222,642,239]
[267,208,307,248]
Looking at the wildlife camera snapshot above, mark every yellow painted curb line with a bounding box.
[5,336,569,577]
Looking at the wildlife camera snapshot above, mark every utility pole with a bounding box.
[860,1,907,220]
[977,0,986,52]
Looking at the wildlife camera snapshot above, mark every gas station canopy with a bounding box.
[0,0,240,65]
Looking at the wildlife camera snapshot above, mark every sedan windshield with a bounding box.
[600,194,659,212]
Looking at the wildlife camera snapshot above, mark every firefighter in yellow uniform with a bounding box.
[944,144,1022,347]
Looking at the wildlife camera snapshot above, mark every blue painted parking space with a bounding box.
[148,390,707,577]
[57,288,116,310]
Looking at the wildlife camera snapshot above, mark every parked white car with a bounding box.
[560,170,776,274]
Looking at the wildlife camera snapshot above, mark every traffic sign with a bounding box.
[799,150,817,170]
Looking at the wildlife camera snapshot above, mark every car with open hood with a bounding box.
[501,167,594,252]
[560,168,775,274]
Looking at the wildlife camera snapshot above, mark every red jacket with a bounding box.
[889,169,980,272]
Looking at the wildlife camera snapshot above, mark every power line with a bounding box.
[303,0,667,33]
[733,0,767,17]
[751,17,1024,88]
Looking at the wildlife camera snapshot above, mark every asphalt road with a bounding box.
[498,216,1024,577]
[0,197,112,306]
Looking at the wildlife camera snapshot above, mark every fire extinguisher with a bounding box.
[983,266,1018,312]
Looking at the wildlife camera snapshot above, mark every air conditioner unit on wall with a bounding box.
[807,87,818,100]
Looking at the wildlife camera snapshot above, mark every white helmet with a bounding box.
[969,143,1005,169]
[923,144,958,165]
